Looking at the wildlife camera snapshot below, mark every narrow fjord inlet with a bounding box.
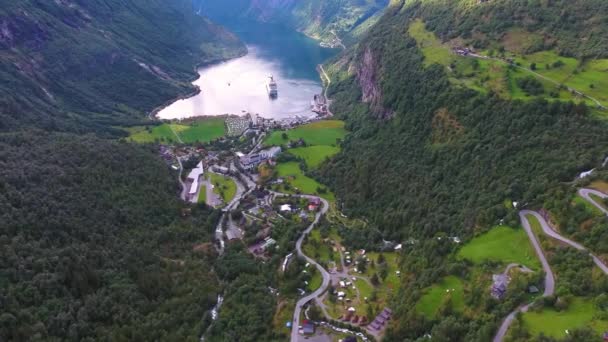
[158,21,339,120]
[3,1,608,342]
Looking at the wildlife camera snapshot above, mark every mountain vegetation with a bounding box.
[0,132,221,341]
[318,0,608,340]
[196,0,389,45]
[0,0,245,133]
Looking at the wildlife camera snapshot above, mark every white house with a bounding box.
[187,161,204,200]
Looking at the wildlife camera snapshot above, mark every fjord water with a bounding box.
[157,21,339,120]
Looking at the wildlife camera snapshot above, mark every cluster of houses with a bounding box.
[238,146,282,170]
[453,46,473,56]
[226,114,252,137]
[340,309,368,326]
[368,308,392,332]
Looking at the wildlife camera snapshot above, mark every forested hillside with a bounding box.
[0,132,221,341]
[196,0,388,45]
[320,1,608,339]
[0,0,245,133]
[323,0,608,246]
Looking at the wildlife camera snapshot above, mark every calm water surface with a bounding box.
[157,21,339,120]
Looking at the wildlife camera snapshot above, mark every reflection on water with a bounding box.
[157,21,338,120]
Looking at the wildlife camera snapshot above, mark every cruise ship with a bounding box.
[266,76,278,98]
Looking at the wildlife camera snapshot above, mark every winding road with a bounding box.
[579,188,608,216]
[494,189,608,341]
[269,192,331,342]
[319,65,334,117]
[493,211,555,342]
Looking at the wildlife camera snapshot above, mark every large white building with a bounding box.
[187,161,204,201]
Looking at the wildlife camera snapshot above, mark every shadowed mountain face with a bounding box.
[196,0,389,44]
[0,0,245,133]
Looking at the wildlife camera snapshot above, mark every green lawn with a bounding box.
[590,194,608,212]
[209,173,237,203]
[416,276,465,319]
[275,162,335,201]
[127,123,187,143]
[526,214,544,237]
[264,120,346,147]
[409,19,452,67]
[178,118,226,143]
[522,298,608,338]
[407,19,607,107]
[458,225,541,270]
[573,195,604,217]
[198,186,206,204]
[128,118,226,144]
[288,145,340,169]
[308,270,322,292]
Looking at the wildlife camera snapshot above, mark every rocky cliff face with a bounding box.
[356,46,392,119]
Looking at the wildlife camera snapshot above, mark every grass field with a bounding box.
[177,118,225,143]
[458,225,541,270]
[590,194,608,212]
[288,145,340,169]
[264,120,346,147]
[573,195,604,216]
[128,117,226,144]
[407,19,607,108]
[303,230,340,265]
[127,123,186,143]
[308,270,322,292]
[409,19,452,67]
[416,276,465,319]
[522,298,608,338]
[209,173,237,203]
[590,181,608,194]
[198,186,206,204]
[275,162,335,201]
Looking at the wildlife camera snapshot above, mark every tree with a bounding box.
[530,62,537,70]
[371,273,380,286]
[282,132,289,140]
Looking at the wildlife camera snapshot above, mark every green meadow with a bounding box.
[275,162,335,201]
[265,120,346,147]
[407,19,608,108]
[416,276,465,319]
[128,117,226,144]
[288,145,340,169]
[522,298,608,338]
[209,173,237,203]
[458,225,541,270]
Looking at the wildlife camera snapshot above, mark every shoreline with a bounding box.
[147,48,249,121]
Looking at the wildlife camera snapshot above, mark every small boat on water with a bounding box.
[266,75,278,98]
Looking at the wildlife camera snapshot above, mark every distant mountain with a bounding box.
[0,0,245,133]
[196,0,389,45]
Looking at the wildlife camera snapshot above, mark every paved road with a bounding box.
[579,188,608,216]
[493,211,555,342]
[319,65,334,117]
[270,192,331,342]
[468,53,606,109]
[176,157,188,201]
[495,201,608,341]
[534,205,608,274]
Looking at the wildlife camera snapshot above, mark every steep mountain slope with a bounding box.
[319,2,608,339]
[0,0,245,133]
[0,132,222,341]
[196,0,389,45]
